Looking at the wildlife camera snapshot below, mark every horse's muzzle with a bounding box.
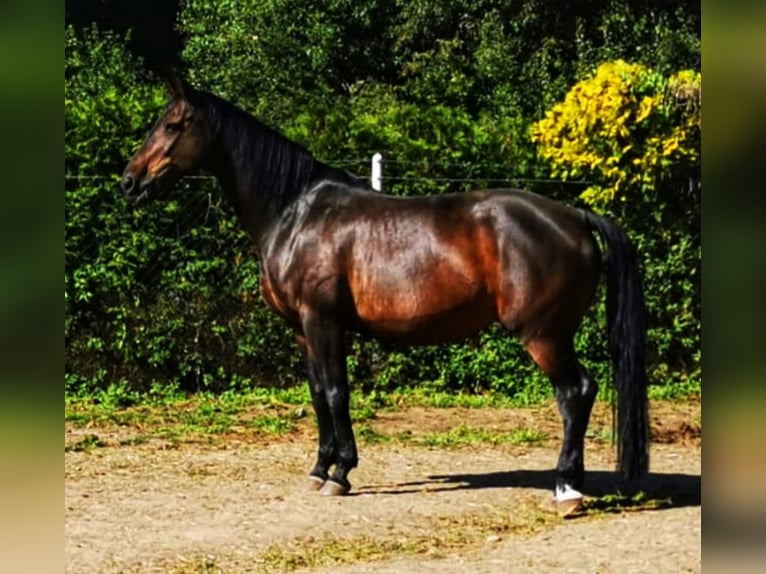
[122,167,157,205]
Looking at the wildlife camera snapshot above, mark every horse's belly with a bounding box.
[355,293,498,345]
[347,226,500,343]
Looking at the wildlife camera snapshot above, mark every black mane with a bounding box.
[193,90,319,217]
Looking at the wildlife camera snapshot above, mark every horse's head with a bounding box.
[121,74,212,205]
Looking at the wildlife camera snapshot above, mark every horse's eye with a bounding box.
[165,122,182,134]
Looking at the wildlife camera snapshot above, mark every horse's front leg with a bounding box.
[301,313,358,496]
[296,333,338,491]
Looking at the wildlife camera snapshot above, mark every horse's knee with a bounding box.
[324,386,349,412]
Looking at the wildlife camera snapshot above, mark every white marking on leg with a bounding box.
[555,484,583,502]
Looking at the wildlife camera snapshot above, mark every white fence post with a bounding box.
[371,152,383,192]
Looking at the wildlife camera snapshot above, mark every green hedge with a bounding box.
[65,21,699,401]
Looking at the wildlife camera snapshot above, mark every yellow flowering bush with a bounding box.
[531,60,701,211]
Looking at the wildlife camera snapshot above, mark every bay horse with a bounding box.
[122,76,649,515]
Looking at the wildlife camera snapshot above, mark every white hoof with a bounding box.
[554,485,584,517]
[555,484,584,502]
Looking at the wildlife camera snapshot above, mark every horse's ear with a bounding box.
[166,71,194,99]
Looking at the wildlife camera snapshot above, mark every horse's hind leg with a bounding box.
[524,335,598,516]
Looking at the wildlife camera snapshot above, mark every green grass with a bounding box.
[414,424,549,448]
[385,387,524,409]
[64,385,310,444]
[64,384,516,434]
[509,428,550,444]
[355,424,392,444]
[254,507,559,572]
[64,385,556,450]
[251,414,295,435]
[647,379,701,401]
[117,436,151,447]
[64,433,106,452]
[65,381,699,450]
[585,426,615,443]
[578,491,673,516]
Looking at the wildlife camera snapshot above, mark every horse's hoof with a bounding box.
[556,496,583,518]
[319,479,350,496]
[554,485,584,517]
[306,475,326,491]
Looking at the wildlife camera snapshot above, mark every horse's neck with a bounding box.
[206,149,270,245]
[209,141,318,250]
[201,105,353,246]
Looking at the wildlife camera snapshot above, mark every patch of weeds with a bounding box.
[424,392,461,408]
[257,535,424,572]
[65,398,113,428]
[243,386,312,407]
[145,382,186,407]
[195,403,222,418]
[106,406,155,427]
[578,491,673,516]
[509,428,548,445]
[416,424,487,447]
[648,379,701,401]
[585,426,615,443]
[66,387,316,444]
[167,555,224,573]
[192,407,234,434]
[117,436,150,447]
[95,381,142,410]
[252,414,294,436]
[388,387,518,409]
[65,433,106,452]
[350,390,394,422]
[205,418,234,434]
[435,507,557,536]
[351,401,378,423]
[395,430,414,441]
[356,424,391,444]
[102,556,224,574]
[184,465,216,479]
[155,427,185,446]
[64,411,90,425]
[255,506,558,572]
[415,424,549,448]
[66,386,697,451]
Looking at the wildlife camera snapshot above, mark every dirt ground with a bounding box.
[65,401,701,573]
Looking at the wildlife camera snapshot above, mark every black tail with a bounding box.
[583,210,649,479]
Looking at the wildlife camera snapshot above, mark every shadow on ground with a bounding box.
[355,469,700,510]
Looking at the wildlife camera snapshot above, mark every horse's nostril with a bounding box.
[122,175,135,194]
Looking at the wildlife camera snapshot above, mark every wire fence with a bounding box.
[64,157,591,186]
[65,158,590,269]
[64,156,596,284]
